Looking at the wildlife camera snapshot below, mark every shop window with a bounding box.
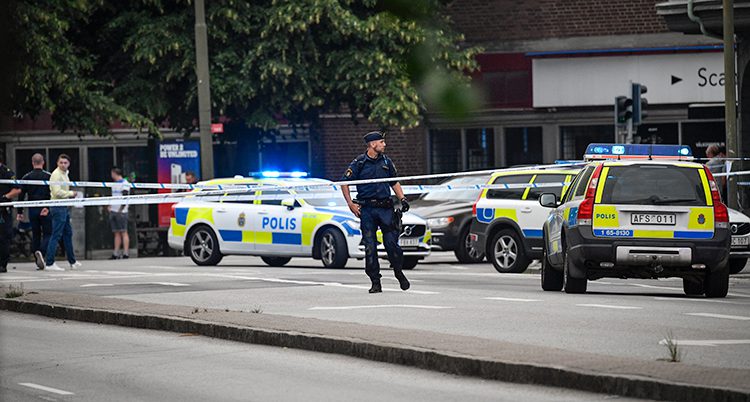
[560,125,614,160]
[634,123,678,145]
[466,128,495,170]
[117,146,153,184]
[430,129,461,173]
[505,127,542,166]
[14,148,47,178]
[680,122,725,158]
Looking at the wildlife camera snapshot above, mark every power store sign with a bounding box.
[533,52,724,107]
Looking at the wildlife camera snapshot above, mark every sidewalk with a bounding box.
[1,288,748,402]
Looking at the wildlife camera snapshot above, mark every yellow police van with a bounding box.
[469,167,578,273]
[539,144,731,297]
[167,174,431,269]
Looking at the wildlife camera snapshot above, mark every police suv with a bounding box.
[539,144,731,297]
[167,175,431,269]
[469,168,578,273]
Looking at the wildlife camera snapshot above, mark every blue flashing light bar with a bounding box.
[584,144,693,161]
[251,171,310,178]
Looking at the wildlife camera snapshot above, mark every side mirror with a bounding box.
[539,193,558,208]
[281,198,296,210]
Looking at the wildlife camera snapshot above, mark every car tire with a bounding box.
[489,229,530,273]
[454,225,485,263]
[563,250,587,294]
[729,258,747,275]
[704,267,729,298]
[682,278,704,296]
[541,243,563,291]
[318,228,348,268]
[187,225,223,266]
[261,256,292,267]
[402,257,419,270]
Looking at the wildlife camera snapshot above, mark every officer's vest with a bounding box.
[355,154,395,175]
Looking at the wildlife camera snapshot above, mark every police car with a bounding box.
[538,144,731,297]
[167,175,431,269]
[469,167,578,273]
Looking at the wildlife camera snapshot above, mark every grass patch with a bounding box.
[4,284,24,298]
[250,306,263,314]
[660,330,683,363]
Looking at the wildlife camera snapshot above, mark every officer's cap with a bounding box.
[363,131,385,143]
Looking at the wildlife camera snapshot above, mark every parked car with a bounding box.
[729,208,750,274]
[410,175,489,263]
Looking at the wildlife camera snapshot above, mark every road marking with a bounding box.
[208,274,439,295]
[19,383,74,395]
[658,339,750,347]
[309,305,453,310]
[685,313,750,321]
[576,304,643,310]
[449,265,470,270]
[484,297,543,302]
[80,282,190,288]
[653,297,748,305]
[628,283,682,291]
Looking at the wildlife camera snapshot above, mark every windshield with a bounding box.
[598,165,708,206]
[302,192,349,207]
[420,175,488,201]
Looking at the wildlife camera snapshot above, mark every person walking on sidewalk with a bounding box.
[109,167,130,259]
[0,152,22,273]
[340,131,410,293]
[16,153,52,270]
[44,154,81,271]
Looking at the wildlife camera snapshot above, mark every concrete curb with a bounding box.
[1,295,748,402]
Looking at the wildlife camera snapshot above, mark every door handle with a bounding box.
[521,207,533,213]
[258,211,268,215]
[216,208,227,213]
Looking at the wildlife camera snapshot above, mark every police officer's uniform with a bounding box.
[0,163,20,272]
[342,132,409,293]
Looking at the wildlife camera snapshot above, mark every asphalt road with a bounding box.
[2,253,749,370]
[0,312,643,401]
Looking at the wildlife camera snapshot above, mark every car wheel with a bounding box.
[489,229,530,273]
[319,228,348,268]
[563,250,586,294]
[682,278,704,296]
[187,225,223,266]
[454,225,485,263]
[704,267,729,298]
[261,256,292,267]
[729,258,747,275]
[541,242,563,291]
[402,257,419,270]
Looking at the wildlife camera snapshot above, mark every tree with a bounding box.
[4,0,480,136]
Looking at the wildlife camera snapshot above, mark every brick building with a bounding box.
[319,0,726,179]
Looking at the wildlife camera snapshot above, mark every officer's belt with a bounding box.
[355,198,393,208]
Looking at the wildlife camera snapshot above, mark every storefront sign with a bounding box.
[532,52,724,107]
[157,139,201,227]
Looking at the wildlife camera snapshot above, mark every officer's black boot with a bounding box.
[394,270,410,291]
[368,282,382,293]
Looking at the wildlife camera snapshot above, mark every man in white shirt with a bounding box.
[109,167,130,259]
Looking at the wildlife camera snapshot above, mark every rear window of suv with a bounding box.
[598,165,708,206]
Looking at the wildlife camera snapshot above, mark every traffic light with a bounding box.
[632,82,647,125]
[615,95,632,127]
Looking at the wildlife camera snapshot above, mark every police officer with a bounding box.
[0,152,22,273]
[341,131,410,293]
[16,153,52,270]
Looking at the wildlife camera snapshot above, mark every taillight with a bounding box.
[704,168,729,227]
[472,190,483,217]
[170,204,177,219]
[577,164,604,224]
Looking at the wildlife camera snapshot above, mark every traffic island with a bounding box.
[1,288,748,402]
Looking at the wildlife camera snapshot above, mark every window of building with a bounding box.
[430,129,461,173]
[505,127,542,166]
[14,148,47,178]
[560,125,614,160]
[465,128,495,170]
[117,146,153,184]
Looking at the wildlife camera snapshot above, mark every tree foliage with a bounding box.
[4,0,480,136]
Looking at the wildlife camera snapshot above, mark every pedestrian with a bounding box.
[0,152,22,273]
[340,131,410,293]
[44,154,81,271]
[16,153,52,270]
[185,171,197,185]
[109,167,130,259]
[706,144,727,200]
